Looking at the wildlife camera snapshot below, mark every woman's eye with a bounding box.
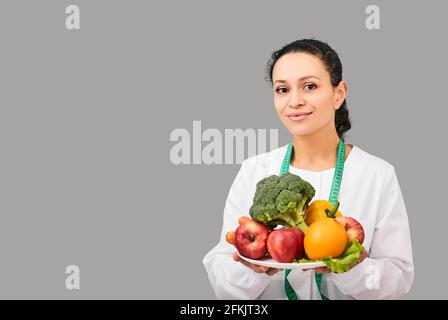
[276,83,316,94]
[276,87,288,94]
[304,83,317,90]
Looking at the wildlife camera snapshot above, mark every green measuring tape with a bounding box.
[280,139,346,300]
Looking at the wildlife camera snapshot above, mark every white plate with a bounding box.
[238,252,326,270]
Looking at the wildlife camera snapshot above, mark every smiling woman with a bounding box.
[203,38,414,300]
[268,41,350,147]
[268,47,350,171]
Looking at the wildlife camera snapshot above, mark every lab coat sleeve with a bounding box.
[202,160,275,299]
[328,165,414,299]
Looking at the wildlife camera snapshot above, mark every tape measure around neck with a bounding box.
[328,140,346,208]
[280,139,346,300]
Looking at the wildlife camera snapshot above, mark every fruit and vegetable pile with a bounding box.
[226,173,366,273]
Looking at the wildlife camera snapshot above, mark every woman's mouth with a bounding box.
[287,111,313,121]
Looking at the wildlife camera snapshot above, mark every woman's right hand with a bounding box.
[226,230,281,276]
[231,252,281,275]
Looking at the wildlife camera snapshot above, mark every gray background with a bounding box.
[0,0,445,299]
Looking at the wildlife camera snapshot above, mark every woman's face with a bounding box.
[272,52,346,137]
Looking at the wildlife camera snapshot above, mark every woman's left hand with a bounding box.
[309,249,368,273]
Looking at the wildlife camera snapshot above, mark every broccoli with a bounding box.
[249,172,315,231]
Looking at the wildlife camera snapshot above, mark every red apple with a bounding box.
[234,219,270,259]
[267,227,305,263]
[335,216,365,244]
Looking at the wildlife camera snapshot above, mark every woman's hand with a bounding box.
[306,249,368,273]
[232,252,281,276]
[226,229,281,276]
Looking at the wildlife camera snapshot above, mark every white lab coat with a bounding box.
[203,144,414,300]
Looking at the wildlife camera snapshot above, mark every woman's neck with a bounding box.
[291,128,341,170]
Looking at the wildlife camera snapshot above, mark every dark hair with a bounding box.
[265,38,351,141]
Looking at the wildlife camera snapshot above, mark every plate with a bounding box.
[238,252,326,270]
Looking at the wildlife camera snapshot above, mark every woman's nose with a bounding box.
[288,89,305,108]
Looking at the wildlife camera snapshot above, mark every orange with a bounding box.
[226,231,235,245]
[304,218,348,260]
[305,200,342,226]
[238,216,252,225]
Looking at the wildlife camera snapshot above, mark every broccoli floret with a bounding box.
[249,173,315,231]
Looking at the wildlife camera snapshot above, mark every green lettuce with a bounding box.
[294,240,365,273]
[323,240,365,273]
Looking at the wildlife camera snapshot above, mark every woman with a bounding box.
[202,39,414,300]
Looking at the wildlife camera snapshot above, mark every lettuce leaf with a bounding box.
[294,240,365,273]
[323,240,364,273]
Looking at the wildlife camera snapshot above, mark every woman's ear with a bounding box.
[334,80,347,110]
